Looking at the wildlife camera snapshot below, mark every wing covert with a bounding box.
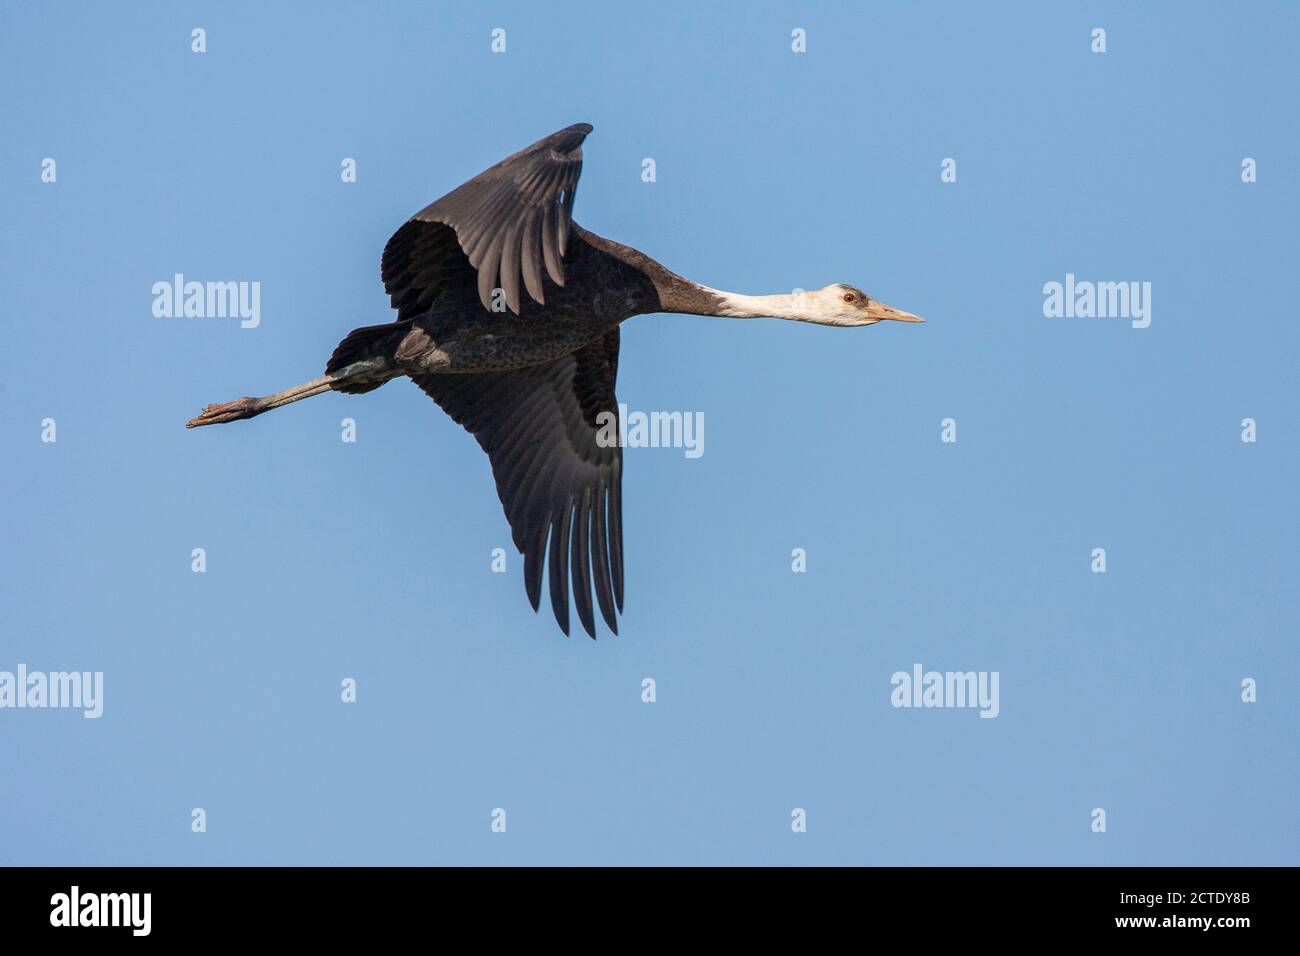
[385,123,593,318]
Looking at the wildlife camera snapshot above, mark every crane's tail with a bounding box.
[326,322,411,393]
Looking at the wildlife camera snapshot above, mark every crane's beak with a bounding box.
[866,300,925,324]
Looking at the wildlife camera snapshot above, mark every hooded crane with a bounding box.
[187,123,925,638]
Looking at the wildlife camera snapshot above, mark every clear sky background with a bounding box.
[1,1,1295,866]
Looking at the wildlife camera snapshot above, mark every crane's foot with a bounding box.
[186,397,261,428]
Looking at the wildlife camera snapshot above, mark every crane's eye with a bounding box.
[842,292,857,303]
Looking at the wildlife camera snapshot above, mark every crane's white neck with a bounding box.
[701,287,865,327]
[706,288,809,320]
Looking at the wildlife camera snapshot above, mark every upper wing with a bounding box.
[380,218,479,322]
[413,330,623,638]
[383,123,593,318]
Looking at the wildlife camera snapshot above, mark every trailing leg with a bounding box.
[186,376,337,428]
[187,321,412,428]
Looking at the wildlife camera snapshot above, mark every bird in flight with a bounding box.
[188,123,925,638]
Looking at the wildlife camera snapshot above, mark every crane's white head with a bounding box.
[799,284,926,327]
[708,283,925,328]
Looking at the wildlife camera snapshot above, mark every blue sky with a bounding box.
[1,0,1295,865]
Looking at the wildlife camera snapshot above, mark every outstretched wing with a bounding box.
[414,331,623,638]
[383,123,593,318]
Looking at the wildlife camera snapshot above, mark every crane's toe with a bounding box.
[186,397,259,428]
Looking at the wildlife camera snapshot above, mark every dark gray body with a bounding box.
[328,223,713,385]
